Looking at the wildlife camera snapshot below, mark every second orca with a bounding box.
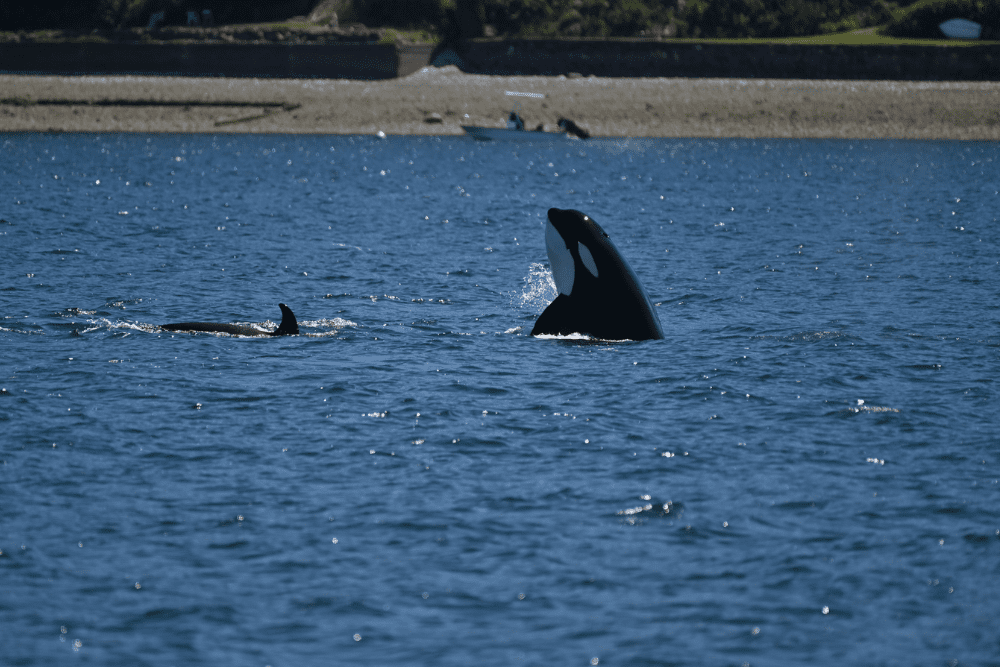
[531,208,663,341]
[161,303,299,336]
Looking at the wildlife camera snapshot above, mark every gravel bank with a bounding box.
[3,67,999,139]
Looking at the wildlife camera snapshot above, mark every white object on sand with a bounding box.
[939,18,982,39]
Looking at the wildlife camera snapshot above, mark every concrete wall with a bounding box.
[398,44,435,77]
[459,39,1000,81]
[0,42,403,79]
[2,39,998,81]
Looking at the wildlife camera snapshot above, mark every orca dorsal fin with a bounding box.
[274,303,299,335]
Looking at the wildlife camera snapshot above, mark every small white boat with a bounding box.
[463,109,590,141]
[939,18,982,39]
[461,126,567,141]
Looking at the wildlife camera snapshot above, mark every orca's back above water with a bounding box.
[161,303,299,337]
[531,208,663,341]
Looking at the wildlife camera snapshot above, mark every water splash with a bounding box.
[591,137,655,154]
[515,262,557,312]
[302,317,357,337]
[533,332,599,341]
[75,317,356,338]
[80,318,156,335]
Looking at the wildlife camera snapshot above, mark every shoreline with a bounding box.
[3,68,1000,140]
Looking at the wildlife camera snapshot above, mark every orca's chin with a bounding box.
[545,219,574,296]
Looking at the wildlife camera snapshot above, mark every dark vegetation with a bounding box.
[473,0,903,38]
[1,0,321,31]
[2,0,995,40]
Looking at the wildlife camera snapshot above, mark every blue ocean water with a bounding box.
[1,132,999,666]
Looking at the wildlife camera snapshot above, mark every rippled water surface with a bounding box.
[2,132,999,666]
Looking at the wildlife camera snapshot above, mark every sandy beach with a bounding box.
[3,66,1000,139]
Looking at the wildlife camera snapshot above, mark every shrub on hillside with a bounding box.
[480,0,678,37]
[677,0,901,38]
[1,0,102,30]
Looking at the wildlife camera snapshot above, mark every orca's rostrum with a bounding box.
[531,208,663,341]
[161,303,299,337]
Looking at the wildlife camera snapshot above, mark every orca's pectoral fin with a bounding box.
[530,295,580,336]
[275,303,299,335]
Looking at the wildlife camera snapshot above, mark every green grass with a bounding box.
[385,28,438,44]
[614,29,997,46]
[246,20,323,31]
[480,31,998,46]
[0,31,112,43]
[3,26,996,47]
[776,28,997,46]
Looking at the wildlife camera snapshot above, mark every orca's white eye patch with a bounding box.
[578,242,599,278]
[545,220,575,295]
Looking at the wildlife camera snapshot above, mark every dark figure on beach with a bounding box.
[508,111,525,131]
[558,118,590,139]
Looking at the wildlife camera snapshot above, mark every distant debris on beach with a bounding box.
[939,18,983,40]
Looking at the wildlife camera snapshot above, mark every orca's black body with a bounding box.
[161,303,299,336]
[531,208,663,341]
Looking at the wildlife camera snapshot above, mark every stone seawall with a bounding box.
[0,42,435,79]
[457,39,1000,81]
[2,38,998,81]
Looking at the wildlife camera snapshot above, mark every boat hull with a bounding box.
[461,126,571,141]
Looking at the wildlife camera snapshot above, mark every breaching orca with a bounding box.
[531,208,663,341]
[161,303,299,336]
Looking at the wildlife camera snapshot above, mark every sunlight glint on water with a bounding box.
[1,133,998,666]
